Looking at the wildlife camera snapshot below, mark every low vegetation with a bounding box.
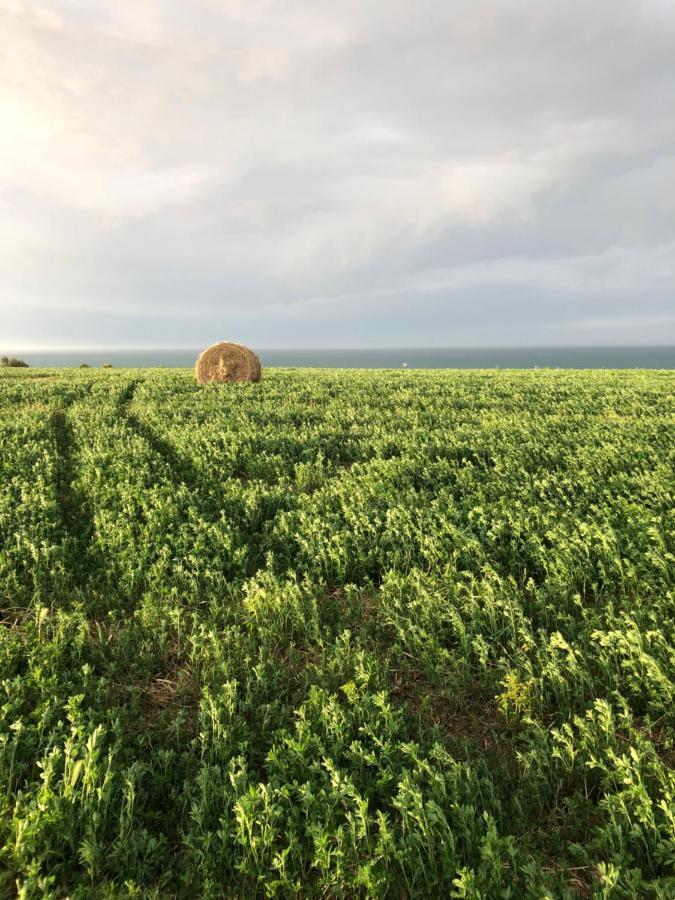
[0,367,673,897]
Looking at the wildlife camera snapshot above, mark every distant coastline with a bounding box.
[4,346,675,369]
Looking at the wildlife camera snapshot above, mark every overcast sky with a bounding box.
[2,1,674,349]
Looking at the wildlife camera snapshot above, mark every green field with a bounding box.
[1,367,673,898]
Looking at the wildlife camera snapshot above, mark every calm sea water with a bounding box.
[7,347,675,369]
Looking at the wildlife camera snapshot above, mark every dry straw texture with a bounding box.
[195,342,262,384]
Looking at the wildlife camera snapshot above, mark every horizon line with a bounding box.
[5,343,675,353]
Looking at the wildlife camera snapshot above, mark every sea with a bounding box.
[7,347,675,369]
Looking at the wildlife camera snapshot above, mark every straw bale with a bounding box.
[195,342,261,384]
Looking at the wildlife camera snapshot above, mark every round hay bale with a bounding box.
[195,342,262,384]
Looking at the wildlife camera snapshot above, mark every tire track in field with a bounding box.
[124,412,207,496]
[49,378,138,601]
[116,378,232,527]
[116,377,231,508]
[50,406,104,597]
[118,391,294,579]
[115,376,143,417]
[122,408,254,534]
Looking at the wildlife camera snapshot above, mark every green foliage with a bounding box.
[0,366,673,897]
[497,671,533,722]
[1,356,29,367]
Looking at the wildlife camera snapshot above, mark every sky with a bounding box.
[2,0,674,349]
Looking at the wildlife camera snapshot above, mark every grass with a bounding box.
[0,366,673,898]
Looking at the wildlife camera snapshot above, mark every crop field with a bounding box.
[0,367,673,898]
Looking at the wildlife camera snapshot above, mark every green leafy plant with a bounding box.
[0,365,672,897]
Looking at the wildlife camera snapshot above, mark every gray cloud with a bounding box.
[1,0,674,348]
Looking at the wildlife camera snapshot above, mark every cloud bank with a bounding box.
[2,0,674,347]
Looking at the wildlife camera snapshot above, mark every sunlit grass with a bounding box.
[1,367,673,897]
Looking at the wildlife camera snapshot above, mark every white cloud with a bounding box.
[1,0,674,346]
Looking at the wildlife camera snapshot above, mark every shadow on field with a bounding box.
[114,377,199,487]
[50,408,105,594]
[115,379,296,579]
[116,378,238,503]
[115,378,203,491]
[115,377,142,415]
[123,410,207,496]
